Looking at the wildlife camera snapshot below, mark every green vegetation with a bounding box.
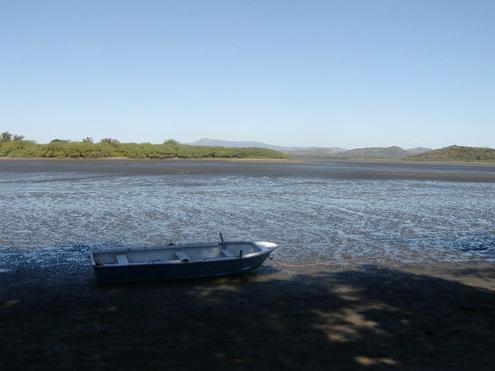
[407,145,495,162]
[0,132,288,160]
[335,146,410,159]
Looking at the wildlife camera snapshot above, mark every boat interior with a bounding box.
[92,242,264,266]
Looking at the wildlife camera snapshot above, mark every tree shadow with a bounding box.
[1,264,494,370]
[450,266,495,281]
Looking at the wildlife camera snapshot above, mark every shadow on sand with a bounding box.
[1,264,494,370]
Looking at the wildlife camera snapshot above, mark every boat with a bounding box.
[91,234,277,283]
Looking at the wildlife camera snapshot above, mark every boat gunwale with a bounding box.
[91,241,276,268]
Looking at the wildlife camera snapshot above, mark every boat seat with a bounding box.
[116,254,129,265]
[221,249,238,258]
[175,251,191,261]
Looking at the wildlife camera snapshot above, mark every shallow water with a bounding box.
[0,160,494,272]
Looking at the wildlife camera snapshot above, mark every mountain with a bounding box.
[190,138,346,154]
[191,138,283,150]
[282,147,347,157]
[407,145,495,162]
[190,139,438,159]
[335,146,410,159]
[406,147,432,156]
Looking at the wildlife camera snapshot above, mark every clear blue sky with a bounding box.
[1,0,494,148]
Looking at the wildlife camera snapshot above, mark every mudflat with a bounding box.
[1,159,494,369]
[1,262,494,370]
[0,158,495,182]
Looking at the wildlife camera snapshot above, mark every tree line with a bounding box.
[0,132,288,159]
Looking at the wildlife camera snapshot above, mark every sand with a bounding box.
[1,261,494,370]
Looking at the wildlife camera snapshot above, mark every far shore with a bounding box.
[1,156,495,166]
[0,156,301,163]
[291,156,495,166]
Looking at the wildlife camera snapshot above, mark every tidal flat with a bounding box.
[0,159,494,369]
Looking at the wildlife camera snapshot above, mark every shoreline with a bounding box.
[0,156,299,163]
[1,157,494,182]
[1,155,495,166]
[295,157,495,166]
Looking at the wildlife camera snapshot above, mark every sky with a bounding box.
[1,0,494,149]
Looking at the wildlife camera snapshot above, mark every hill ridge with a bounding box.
[407,145,495,162]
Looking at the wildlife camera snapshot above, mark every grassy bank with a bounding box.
[0,137,288,160]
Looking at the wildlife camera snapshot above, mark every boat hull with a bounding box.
[93,249,272,283]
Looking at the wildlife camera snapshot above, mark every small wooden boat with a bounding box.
[91,235,277,283]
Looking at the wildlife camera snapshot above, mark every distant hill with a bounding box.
[335,146,433,159]
[407,145,495,162]
[334,146,409,159]
[406,147,432,156]
[282,147,347,157]
[191,138,346,154]
[191,138,283,150]
[190,139,437,159]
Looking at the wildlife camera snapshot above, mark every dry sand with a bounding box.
[1,261,494,370]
